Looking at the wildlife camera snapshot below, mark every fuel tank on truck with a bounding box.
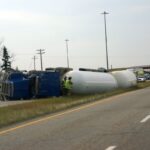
[65,70,118,94]
[111,70,137,88]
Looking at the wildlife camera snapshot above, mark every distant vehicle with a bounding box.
[144,74,150,80]
[137,76,146,82]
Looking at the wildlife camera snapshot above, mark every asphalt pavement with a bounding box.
[0,87,150,150]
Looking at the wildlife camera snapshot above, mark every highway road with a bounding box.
[0,87,150,150]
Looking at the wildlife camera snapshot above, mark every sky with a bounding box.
[0,0,150,71]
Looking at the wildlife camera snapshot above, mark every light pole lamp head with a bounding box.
[101,11,109,15]
[65,39,69,42]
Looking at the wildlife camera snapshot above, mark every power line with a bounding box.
[37,49,45,71]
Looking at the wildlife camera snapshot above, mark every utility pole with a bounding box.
[65,39,69,68]
[32,55,38,70]
[37,49,45,71]
[101,11,109,70]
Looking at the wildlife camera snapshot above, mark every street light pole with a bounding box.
[65,39,70,68]
[101,11,109,70]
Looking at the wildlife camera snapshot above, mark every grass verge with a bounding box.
[0,81,150,128]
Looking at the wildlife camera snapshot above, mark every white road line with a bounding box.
[140,115,150,123]
[105,146,117,150]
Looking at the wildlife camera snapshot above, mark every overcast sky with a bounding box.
[0,0,150,70]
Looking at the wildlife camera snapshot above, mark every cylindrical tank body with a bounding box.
[65,70,118,94]
[111,70,137,88]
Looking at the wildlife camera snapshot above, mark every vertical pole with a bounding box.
[37,49,45,71]
[33,56,37,70]
[65,39,69,68]
[101,11,109,70]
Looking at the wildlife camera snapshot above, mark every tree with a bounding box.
[1,46,11,71]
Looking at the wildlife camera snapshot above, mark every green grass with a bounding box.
[0,81,150,128]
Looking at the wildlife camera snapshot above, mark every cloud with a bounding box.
[130,5,150,14]
[0,10,49,23]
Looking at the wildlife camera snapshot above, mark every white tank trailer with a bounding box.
[65,70,118,94]
[111,70,137,88]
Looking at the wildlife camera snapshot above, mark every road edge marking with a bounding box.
[140,115,150,123]
[106,146,117,150]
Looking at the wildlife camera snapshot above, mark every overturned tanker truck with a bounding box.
[0,67,137,100]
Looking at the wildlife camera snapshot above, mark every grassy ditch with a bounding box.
[0,81,150,128]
